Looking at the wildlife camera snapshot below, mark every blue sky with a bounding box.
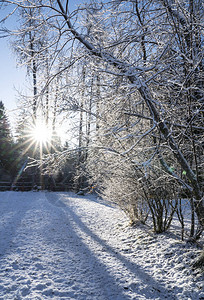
[0,37,26,111]
[0,4,27,128]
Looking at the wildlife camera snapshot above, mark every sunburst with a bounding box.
[17,119,57,158]
[31,121,52,146]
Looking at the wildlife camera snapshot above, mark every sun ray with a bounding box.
[29,121,52,146]
[16,118,62,164]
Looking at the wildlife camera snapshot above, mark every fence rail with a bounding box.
[0,181,11,191]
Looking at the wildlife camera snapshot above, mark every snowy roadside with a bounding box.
[0,191,203,300]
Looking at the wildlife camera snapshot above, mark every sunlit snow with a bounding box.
[0,192,203,299]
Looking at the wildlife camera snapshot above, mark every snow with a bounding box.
[0,191,203,300]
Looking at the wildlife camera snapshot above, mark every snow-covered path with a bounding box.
[0,192,203,300]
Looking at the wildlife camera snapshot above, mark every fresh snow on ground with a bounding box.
[0,191,203,300]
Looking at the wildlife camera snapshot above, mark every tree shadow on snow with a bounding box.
[45,193,175,299]
[0,192,35,257]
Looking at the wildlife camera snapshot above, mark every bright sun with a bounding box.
[20,119,64,158]
[31,122,52,144]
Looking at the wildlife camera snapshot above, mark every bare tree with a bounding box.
[1,0,203,237]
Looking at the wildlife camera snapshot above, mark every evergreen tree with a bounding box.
[0,101,16,174]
